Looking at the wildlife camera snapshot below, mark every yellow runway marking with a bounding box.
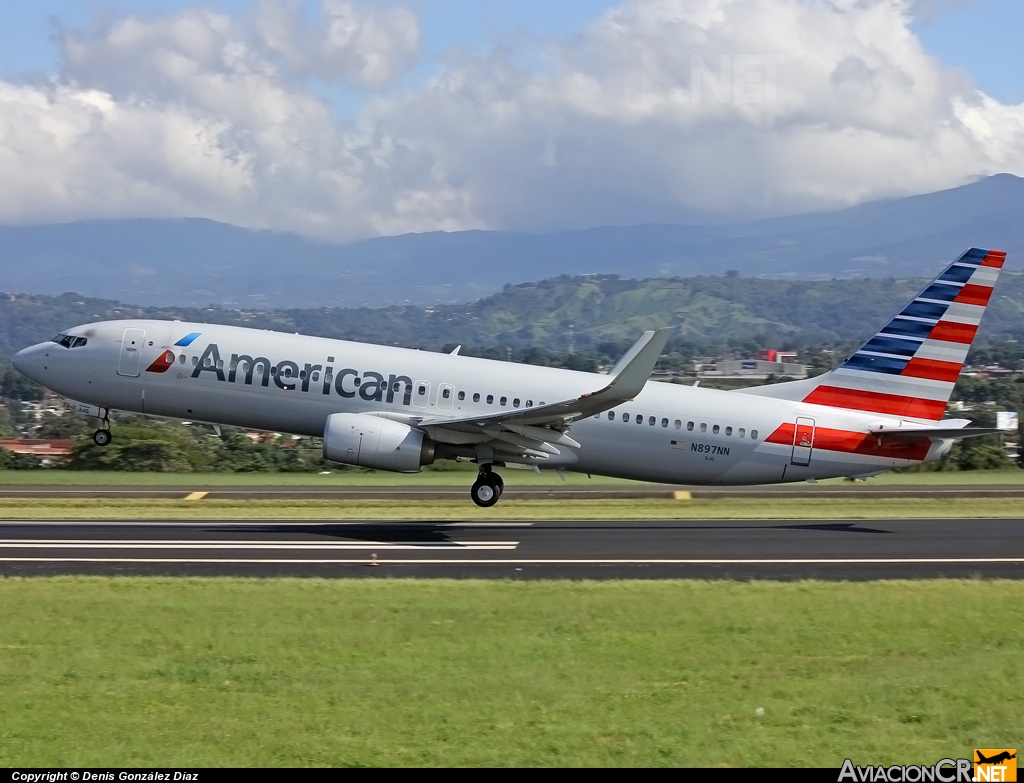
[183,492,208,501]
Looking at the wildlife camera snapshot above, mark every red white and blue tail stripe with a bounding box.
[801,248,1005,420]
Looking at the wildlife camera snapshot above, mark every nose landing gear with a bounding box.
[470,465,504,507]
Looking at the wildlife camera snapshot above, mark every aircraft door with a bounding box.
[412,380,430,408]
[117,328,146,377]
[791,417,815,466]
[437,383,455,411]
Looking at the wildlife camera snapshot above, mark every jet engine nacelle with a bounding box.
[323,413,434,473]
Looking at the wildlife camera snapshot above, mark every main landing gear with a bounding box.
[470,465,504,507]
[93,415,113,447]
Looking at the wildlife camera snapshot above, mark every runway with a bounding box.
[2,484,1024,499]
[1,517,1022,579]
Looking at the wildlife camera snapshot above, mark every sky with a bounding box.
[0,0,1021,241]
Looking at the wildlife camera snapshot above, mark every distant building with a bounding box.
[696,349,809,380]
[963,365,1017,379]
[0,439,75,464]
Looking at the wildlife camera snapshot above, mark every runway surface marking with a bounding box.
[2,557,1023,565]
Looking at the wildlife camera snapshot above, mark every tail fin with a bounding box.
[740,248,1007,420]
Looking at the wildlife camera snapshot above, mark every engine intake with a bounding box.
[323,413,434,473]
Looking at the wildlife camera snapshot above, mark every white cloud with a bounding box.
[0,0,1021,240]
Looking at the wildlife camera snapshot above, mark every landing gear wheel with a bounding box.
[93,429,113,447]
[471,475,501,507]
[492,472,504,497]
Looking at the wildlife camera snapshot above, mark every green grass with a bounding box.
[1,497,1023,519]
[0,468,1022,487]
[0,578,1020,766]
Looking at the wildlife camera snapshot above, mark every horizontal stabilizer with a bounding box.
[871,426,1007,442]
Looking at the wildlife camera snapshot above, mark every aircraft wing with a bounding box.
[385,328,672,460]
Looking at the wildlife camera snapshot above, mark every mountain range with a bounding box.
[5,271,1024,366]
[0,174,1022,309]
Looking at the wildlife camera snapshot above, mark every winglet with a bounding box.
[604,328,673,399]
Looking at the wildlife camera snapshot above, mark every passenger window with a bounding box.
[739,428,745,437]
[608,411,615,420]
[192,356,199,366]
[687,421,694,431]
[458,391,465,401]
[526,400,533,407]
[751,430,758,440]
[217,360,224,370]
[513,398,520,408]
[637,415,643,425]
[179,354,186,364]
[500,396,507,406]
[623,413,630,422]
[486,395,494,404]
[699,423,707,433]
[418,385,427,395]
[648,416,655,426]
[442,388,451,399]
[473,393,480,402]
[661,418,668,428]
[725,427,732,436]
[712,425,720,435]
[674,420,681,429]
[312,371,320,382]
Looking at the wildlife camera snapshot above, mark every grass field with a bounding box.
[1,496,1023,519]
[0,468,1023,487]
[0,578,1020,766]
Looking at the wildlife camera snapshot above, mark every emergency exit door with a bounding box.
[791,417,815,466]
[117,328,146,377]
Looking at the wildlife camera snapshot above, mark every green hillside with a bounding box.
[3,271,1023,363]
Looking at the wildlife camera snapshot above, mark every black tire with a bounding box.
[492,472,504,497]
[471,477,500,507]
[93,429,112,447]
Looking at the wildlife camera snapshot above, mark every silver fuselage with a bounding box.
[12,320,948,484]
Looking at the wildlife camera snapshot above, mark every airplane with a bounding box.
[976,751,1016,765]
[10,247,1009,507]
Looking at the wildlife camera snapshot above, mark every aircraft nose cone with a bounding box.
[10,344,48,383]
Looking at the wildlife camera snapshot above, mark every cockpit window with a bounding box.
[50,334,87,348]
